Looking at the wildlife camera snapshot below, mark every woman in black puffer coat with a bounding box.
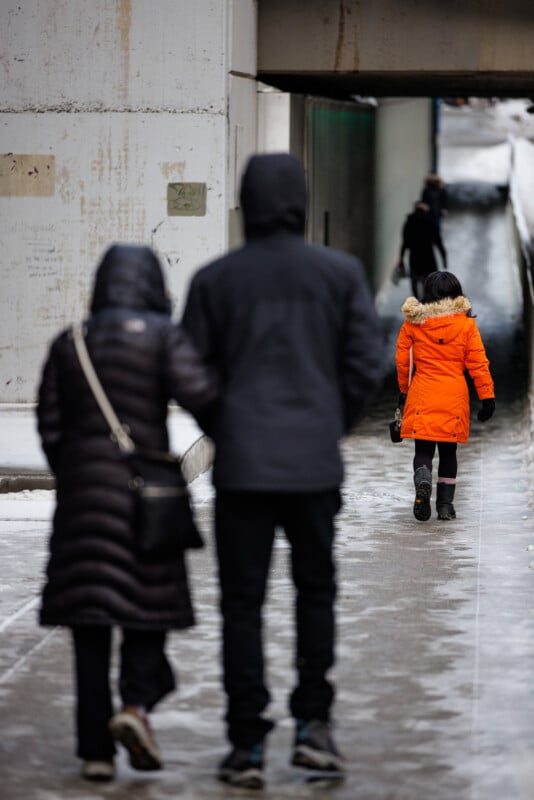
[37,243,217,781]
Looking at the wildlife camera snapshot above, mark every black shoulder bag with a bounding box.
[72,324,203,559]
[389,406,403,443]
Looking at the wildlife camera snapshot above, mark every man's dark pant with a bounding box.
[71,626,175,760]
[215,489,341,748]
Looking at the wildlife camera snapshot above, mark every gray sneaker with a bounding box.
[218,744,264,789]
[292,719,344,773]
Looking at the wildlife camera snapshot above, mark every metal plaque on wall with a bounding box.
[167,182,207,216]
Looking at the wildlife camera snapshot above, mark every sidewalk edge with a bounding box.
[0,435,214,493]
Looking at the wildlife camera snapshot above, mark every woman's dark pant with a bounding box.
[215,489,340,748]
[413,439,458,479]
[71,626,175,760]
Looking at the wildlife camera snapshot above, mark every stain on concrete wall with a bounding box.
[0,154,55,196]
[117,0,131,104]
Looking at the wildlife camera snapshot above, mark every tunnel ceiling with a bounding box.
[257,71,534,102]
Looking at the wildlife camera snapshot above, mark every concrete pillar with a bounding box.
[0,0,257,401]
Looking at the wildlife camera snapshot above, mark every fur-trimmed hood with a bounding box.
[401,295,471,325]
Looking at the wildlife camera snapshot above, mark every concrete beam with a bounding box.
[258,0,534,97]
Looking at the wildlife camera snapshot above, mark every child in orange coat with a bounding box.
[395,272,495,521]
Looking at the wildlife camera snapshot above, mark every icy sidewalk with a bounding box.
[1,396,534,800]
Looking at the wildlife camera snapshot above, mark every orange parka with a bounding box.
[396,295,494,443]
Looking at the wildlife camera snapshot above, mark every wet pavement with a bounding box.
[1,210,534,800]
[2,108,534,798]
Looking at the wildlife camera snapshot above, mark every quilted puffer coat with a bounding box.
[396,295,494,443]
[37,244,217,630]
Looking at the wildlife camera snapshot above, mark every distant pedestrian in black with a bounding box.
[421,173,448,229]
[181,152,384,789]
[397,201,447,300]
[37,244,217,782]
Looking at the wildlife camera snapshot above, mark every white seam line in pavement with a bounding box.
[0,596,39,634]
[471,438,484,800]
[0,627,57,686]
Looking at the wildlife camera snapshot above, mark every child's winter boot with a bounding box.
[436,483,456,520]
[413,466,432,521]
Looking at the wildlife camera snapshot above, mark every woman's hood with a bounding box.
[401,295,471,325]
[90,244,171,315]
[239,153,307,240]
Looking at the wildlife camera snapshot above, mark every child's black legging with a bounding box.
[413,439,457,480]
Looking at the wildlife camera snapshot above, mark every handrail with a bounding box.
[508,136,534,428]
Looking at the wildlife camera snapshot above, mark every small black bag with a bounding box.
[127,448,204,559]
[389,407,403,443]
[391,261,408,285]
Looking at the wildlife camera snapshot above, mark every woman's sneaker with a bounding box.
[291,720,344,773]
[109,706,162,771]
[80,759,115,782]
[218,743,264,789]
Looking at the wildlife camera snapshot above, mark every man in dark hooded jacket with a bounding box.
[182,153,384,788]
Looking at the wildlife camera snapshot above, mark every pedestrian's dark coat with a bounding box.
[37,244,217,630]
[421,177,448,226]
[182,153,384,491]
[400,205,447,275]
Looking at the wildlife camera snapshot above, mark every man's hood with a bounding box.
[240,153,307,240]
[90,244,171,315]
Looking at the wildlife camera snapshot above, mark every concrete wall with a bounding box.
[374,99,434,297]
[0,0,257,402]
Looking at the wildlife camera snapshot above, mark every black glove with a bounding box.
[477,398,495,422]
[397,393,407,409]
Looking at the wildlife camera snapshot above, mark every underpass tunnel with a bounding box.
[376,99,532,415]
[259,89,534,424]
[379,176,528,409]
